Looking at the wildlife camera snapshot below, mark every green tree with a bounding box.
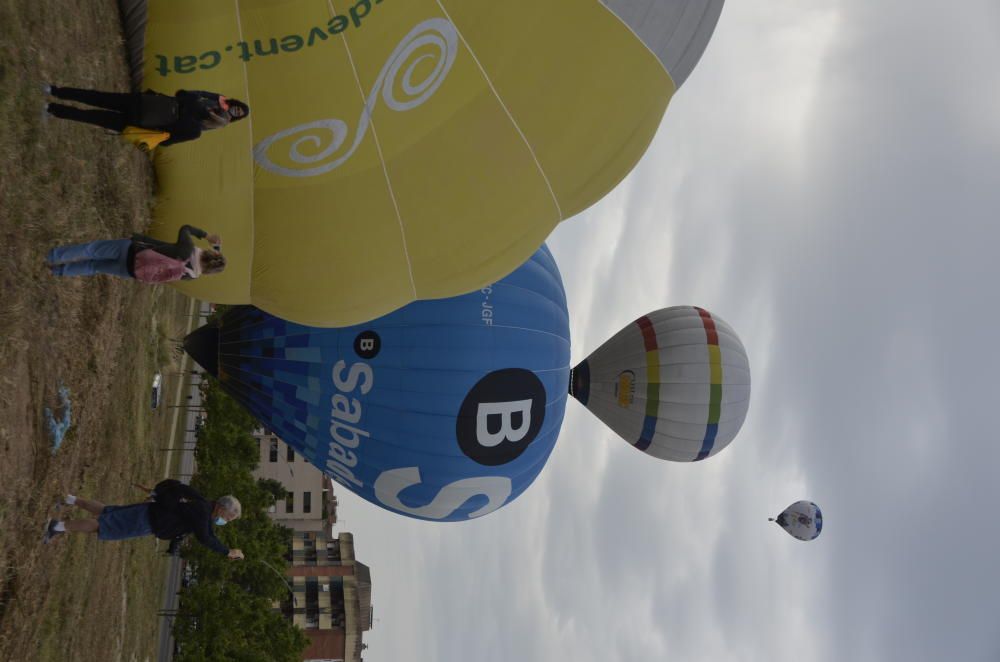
[173,379,308,661]
[174,582,307,662]
[256,478,290,505]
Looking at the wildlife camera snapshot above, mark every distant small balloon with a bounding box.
[771,501,823,541]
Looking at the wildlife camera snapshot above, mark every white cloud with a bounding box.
[338,2,1000,660]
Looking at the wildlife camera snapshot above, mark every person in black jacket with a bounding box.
[47,224,225,282]
[44,85,249,146]
[43,480,244,560]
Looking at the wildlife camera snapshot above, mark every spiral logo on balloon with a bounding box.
[253,18,459,178]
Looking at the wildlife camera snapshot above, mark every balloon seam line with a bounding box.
[328,0,418,298]
[434,0,563,222]
[233,0,256,291]
[593,0,675,85]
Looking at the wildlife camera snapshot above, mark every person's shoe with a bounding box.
[41,83,52,95]
[42,518,64,544]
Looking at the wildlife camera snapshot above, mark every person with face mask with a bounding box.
[43,479,244,560]
[43,85,250,147]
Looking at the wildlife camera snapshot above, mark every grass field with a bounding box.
[0,2,195,659]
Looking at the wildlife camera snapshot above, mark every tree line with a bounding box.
[171,376,309,661]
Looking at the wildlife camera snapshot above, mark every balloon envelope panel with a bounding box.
[602,0,725,89]
[570,306,750,461]
[185,247,570,521]
[775,501,823,541]
[129,0,723,325]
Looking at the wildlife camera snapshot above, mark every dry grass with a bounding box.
[0,2,196,660]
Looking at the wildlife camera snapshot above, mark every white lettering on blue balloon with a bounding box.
[325,359,374,488]
[476,399,532,447]
[374,466,512,520]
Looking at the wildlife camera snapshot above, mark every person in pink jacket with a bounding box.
[46,224,225,283]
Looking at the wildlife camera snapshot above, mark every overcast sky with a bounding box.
[337,2,1000,660]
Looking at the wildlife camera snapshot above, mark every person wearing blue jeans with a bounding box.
[46,238,134,278]
[43,482,245,560]
[46,225,225,282]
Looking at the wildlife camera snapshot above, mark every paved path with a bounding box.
[155,301,209,662]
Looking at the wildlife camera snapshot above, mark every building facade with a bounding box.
[251,428,370,661]
[285,531,373,662]
[252,427,338,532]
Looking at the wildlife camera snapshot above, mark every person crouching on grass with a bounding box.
[46,224,225,284]
[43,479,244,561]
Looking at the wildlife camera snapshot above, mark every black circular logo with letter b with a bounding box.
[353,330,381,359]
[456,368,546,466]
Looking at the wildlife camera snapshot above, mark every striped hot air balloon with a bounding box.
[569,306,750,462]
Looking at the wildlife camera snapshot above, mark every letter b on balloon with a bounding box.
[477,400,533,446]
[457,369,546,466]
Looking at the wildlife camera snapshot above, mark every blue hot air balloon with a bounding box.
[186,249,754,522]
[185,246,571,522]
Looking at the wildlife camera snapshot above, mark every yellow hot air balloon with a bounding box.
[120,0,725,325]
